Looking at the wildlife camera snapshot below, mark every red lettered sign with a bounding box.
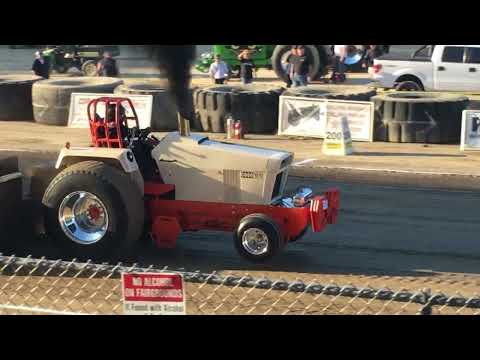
[122,273,186,315]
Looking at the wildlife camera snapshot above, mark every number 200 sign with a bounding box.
[122,273,186,315]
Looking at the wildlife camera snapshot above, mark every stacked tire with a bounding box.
[372,92,470,144]
[32,77,124,126]
[194,85,284,134]
[115,81,196,131]
[283,84,377,102]
[0,75,42,121]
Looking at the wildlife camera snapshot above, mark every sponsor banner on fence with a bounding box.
[278,96,374,142]
[68,93,153,129]
[461,110,480,151]
[122,273,186,315]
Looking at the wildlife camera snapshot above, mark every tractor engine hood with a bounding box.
[152,132,294,205]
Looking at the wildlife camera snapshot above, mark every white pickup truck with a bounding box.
[371,45,480,92]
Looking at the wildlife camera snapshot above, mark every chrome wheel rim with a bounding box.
[242,228,269,256]
[58,191,109,245]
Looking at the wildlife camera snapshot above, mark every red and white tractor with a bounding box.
[41,97,340,263]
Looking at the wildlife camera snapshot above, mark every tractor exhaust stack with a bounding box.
[178,113,191,137]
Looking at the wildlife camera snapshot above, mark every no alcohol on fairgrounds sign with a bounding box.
[122,273,186,315]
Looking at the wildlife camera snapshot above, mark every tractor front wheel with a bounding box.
[42,161,145,262]
[82,60,98,77]
[234,214,283,263]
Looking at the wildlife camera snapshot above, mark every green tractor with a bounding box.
[195,45,391,81]
[196,45,332,82]
[42,45,120,76]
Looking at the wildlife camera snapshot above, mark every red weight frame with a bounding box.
[144,181,340,249]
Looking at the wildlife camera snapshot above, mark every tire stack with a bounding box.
[283,84,377,102]
[0,75,42,121]
[32,77,124,126]
[372,92,470,144]
[194,85,284,134]
[115,81,197,131]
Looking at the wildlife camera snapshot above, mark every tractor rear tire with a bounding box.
[42,161,145,262]
[115,81,196,131]
[32,77,123,126]
[234,214,283,263]
[194,84,284,134]
[0,75,42,121]
[372,92,469,144]
[283,84,377,102]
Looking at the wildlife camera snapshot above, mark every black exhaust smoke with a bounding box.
[138,45,196,121]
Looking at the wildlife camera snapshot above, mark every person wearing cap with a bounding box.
[31,51,50,79]
[209,54,230,84]
[97,51,119,77]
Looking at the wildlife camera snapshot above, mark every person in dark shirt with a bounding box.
[289,45,310,87]
[238,49,256,85]
[31,51,50,79]
[363,45,383,68]
[96,52,119,77]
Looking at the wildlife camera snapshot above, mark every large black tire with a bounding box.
[194,85,284,134]
[54,63,69,74]
[42,161,145,262]
[283,84,377,102]
[32,77,123,126]
[271,45,329,83]
[115,81,196,131]
[234,214,283,263]
[0,75,42,121]
[372,92,470,144]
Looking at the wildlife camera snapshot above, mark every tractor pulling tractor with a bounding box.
[40,97,340,263]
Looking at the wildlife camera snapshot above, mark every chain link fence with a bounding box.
[1,254,479,315]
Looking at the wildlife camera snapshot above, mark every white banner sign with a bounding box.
[461,110,480,151]
[278,96,374,142]
[68,93,153,129]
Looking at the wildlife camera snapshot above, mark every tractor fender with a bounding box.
[55,147,144,194]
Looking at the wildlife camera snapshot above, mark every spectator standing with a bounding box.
[32,51,50,79]
[209,54,230,84]
[331,45,347,83]
[289,45,311,87]
[97,52,119,77]
[364,45,383,68]
[238,49,256,85]
[282,45,298,88]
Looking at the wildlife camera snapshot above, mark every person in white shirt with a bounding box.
[331,45,347,83]
[209,54,230,84]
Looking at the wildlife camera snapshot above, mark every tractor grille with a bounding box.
[223,169,241,203]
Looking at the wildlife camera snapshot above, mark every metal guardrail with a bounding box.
[0,254,479,315]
